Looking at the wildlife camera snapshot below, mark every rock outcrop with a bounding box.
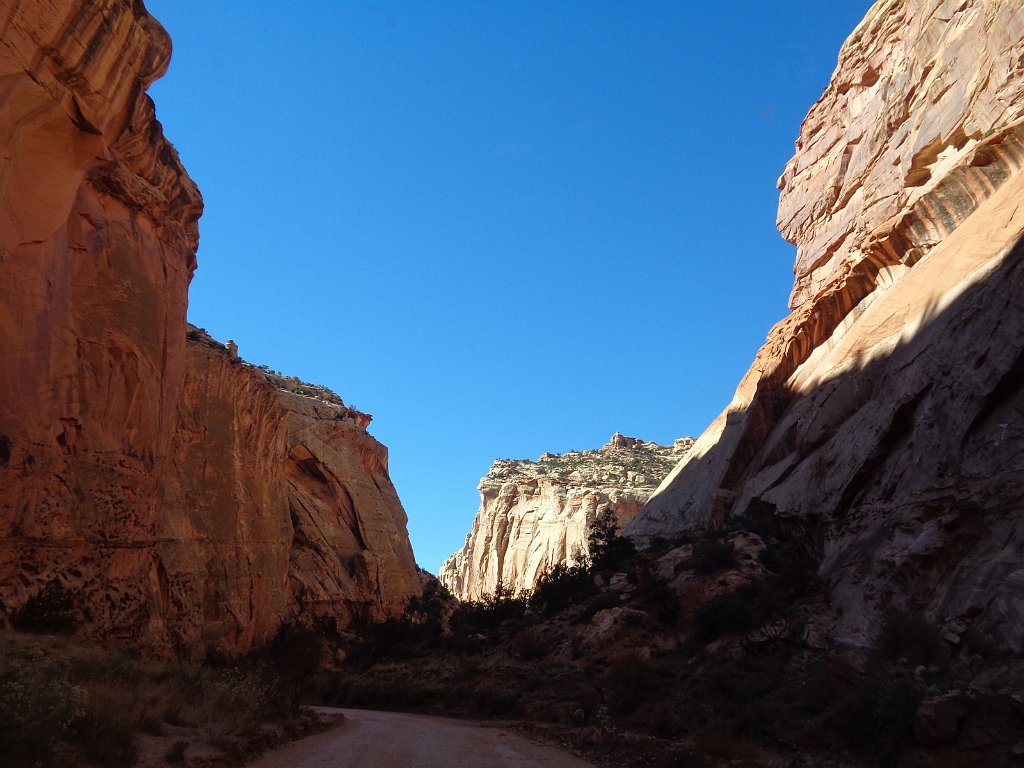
[0,0,419,656]
[631,0,1024,653]
[440,435,693,601]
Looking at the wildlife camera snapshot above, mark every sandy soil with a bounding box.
[246,707,598,768]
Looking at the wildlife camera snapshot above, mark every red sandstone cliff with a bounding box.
[0,0,419,656]
[631,0,1024,654]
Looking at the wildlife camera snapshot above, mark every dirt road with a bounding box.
[247,708,597,768]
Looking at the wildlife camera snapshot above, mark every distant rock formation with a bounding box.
[632,0,1024,653]
[440,435,693,600]
[0,0,419,657]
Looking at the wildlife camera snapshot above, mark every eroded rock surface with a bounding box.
[632,0,1024,654]
[0,1,418,656]
[440,435,693,601]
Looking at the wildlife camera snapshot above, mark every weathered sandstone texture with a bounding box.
[0,1,418,656]
[632,0,1024,654]
[440,434,693,601]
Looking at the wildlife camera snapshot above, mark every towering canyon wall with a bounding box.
[440,434,692,601]
[0,1,419,656]
[631,0,1024,653]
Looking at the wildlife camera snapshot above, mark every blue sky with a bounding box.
[145,1,874,572]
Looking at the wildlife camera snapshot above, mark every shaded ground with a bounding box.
[247,708,597,768]
[311,526,1024,768]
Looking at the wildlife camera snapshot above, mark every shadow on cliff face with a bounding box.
[632,230,1024,657]
[286,230,1024,768]
[307,508,1024,768]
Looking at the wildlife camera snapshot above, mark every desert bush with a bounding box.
[268,623,326,700]
[345,619,407,668]
[405,575,452,627]
[0,653,71,767]
[601,652,667,715]
[640,582,681,627]
[588,510,638,572]
[450,581,527,635]
[529,562,597,615]
[579,590,621,622]
[645,534,691,557]
[69,684,142,766]
[0,631,307,766]
[0,638,154,766]
[511,628,550,661]
[196,666,275,740]
[346,614,443,668]
[678,648,795,745]
[703,650,783,703]
[319,669,445,713]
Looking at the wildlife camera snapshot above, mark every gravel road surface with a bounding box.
[247,708,597,768]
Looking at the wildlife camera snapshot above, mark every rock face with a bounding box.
[0,1,419,656]
[632,0,1024,653]
[165,330,420,654]
[440,435,693,601]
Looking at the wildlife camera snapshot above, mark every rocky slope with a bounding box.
[632,0,1024,654]
[440,434,692,600]
[0,0,419,656]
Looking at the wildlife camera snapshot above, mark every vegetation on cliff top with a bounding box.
[186,324,351,408]
[488,437,692,487]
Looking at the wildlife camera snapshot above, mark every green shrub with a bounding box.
[588,510,638,572]
[530,563,597,615]
[450,581,527,635]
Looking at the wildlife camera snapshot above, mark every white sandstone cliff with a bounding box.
[440,434,692,601]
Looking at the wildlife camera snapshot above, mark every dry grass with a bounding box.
[0,631,299,767]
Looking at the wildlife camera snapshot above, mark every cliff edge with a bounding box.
[631,0,1024,653]
[0,0,419,656]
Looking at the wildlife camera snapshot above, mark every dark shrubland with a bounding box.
[5,516,1011,768]
[0,628,326,768]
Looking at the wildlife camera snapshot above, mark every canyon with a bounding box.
[439,434,692,601]
[0,0,419,657]
[2,0,1023,764]
[632,0,1024,655]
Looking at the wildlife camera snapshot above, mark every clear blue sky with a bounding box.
[145,1,873,572]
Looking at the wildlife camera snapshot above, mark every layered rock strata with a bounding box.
[440,434,693,601]
[632,0,1024,653]
[0,1,418,656]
